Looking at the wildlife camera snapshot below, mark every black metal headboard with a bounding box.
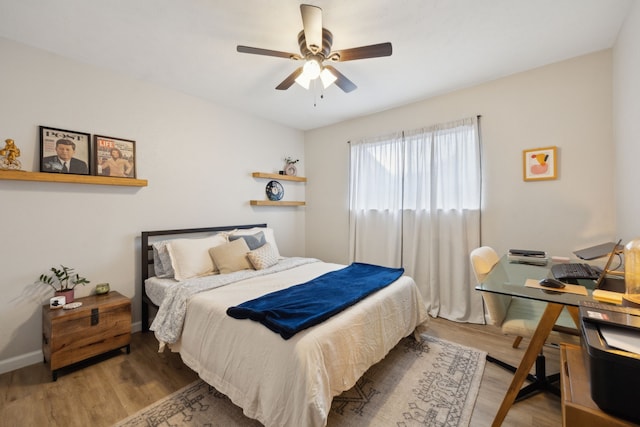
[140,223,267,332]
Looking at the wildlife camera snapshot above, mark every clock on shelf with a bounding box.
[265,180,284,201]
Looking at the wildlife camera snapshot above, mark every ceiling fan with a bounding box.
[236,4,392,93]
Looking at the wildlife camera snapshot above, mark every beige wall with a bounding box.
[0,37,305,372]
[613,1,640,241]
[305,50,616,264]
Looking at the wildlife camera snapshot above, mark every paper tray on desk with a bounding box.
[524,279,588,296]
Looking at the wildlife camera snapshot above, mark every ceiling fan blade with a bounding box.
[333,42,392,61]
[300,4,322,53]
[276,67,304,90]
[237,45,300,60]
[323,65,357,93]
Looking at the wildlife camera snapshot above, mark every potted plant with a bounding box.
[38,265,90,303]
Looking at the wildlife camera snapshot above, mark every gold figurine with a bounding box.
[0,138,22,170]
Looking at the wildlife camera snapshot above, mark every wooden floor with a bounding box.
[0,317,569,426]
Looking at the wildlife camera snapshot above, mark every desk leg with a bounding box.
[566,305,580,328]
[491,302,565,427]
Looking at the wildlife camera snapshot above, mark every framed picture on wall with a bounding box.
[523,146,557,181]
[39,126,91,175]
[94,135,136,178]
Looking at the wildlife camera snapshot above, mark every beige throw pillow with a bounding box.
[247,242,279,270]
[208,238,253,274]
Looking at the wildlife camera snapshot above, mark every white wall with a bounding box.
[0,37,305,372]
[613,1,640,241]
[305,50,615,264]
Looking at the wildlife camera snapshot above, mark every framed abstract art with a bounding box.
[523,146,557,181]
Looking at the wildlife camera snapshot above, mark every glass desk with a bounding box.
[476,256,597,427]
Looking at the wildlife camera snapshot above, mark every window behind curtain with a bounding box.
[350,119,480,212]
[349,117,485,323]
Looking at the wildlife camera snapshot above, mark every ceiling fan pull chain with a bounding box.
[313,79,318,107]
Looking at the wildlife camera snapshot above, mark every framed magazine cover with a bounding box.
[39,126,91,175]
[94,135,136,178]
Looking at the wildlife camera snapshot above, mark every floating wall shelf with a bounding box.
[250,171,306,206]
[0,170,148,187]
[250,200,306,206]
[251,172,307,182]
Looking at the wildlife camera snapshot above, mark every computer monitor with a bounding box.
[574,241,624,260]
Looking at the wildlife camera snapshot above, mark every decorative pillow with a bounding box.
[247,242,279,270]
[208,238,253,274]
[229,231,266,250]
[167,234,227,281]
[152,240,174,278]
[231,227,281,258]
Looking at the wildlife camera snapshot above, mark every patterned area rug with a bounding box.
[115,335,486,427]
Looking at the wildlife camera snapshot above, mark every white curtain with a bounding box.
[349,117,484,323]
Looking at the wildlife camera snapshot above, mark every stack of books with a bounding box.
[507,249,549,266]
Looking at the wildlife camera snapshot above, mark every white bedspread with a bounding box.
[175,261,429,427]
[150,257,318,346]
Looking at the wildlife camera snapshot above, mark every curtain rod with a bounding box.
[347,115,482,144]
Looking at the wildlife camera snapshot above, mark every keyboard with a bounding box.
[551,263,601,280]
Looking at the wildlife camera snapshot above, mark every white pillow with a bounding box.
[230,227,281,258]
[168,234,227,281]
[247,243,279,270]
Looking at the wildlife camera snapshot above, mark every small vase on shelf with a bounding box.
[284,162,297,176]
[283,156,299,176]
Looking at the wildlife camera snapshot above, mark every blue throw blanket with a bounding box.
[226,262,404,339]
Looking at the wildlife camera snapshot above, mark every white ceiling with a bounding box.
[0,0,633,131]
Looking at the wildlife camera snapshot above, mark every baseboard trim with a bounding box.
[0,350,43,375]
[0,322,143,375]
[131,320,142,333]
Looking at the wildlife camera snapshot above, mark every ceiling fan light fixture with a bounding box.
[302,58,321,79]
[295,57,324,89]
[294,72,312,89]
[320,68,337,88]
[236,4,392,94]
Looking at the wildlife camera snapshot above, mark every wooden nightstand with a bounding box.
[42,291,131,381]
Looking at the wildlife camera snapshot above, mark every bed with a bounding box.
[140,224,429,427]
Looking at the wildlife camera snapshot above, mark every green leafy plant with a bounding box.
[284,156,299,164]
[38,265,90,291]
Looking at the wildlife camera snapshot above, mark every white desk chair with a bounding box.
[470,246,524,348]
[470,246,579,400]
